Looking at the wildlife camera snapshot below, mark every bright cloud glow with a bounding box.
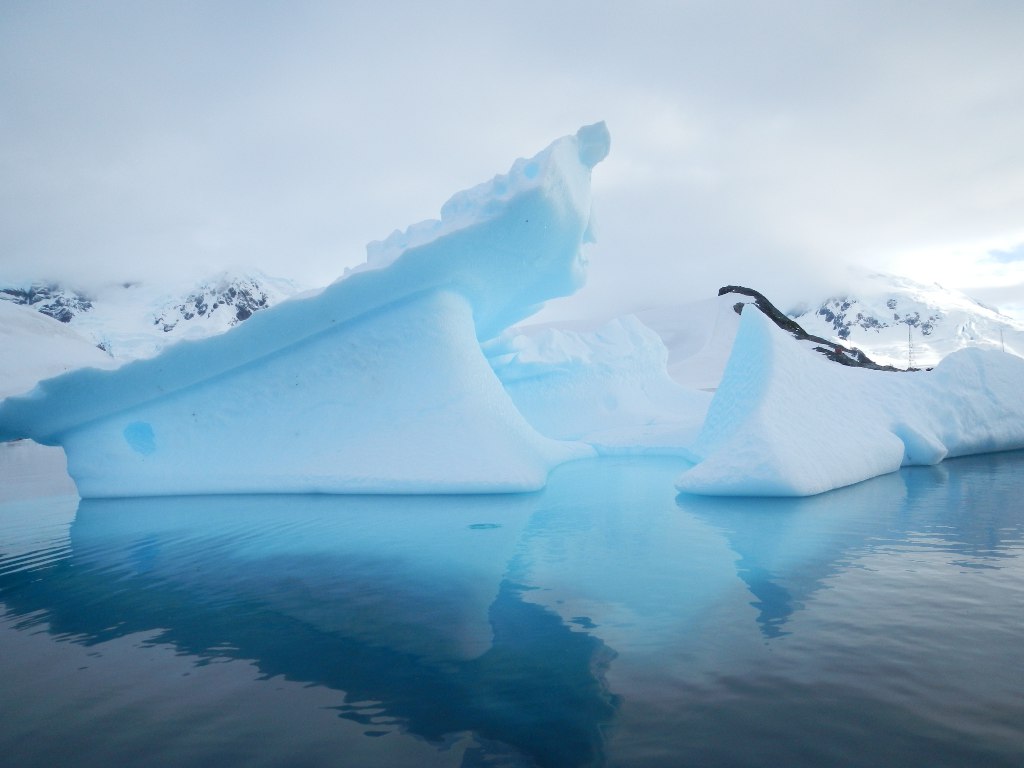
[873,233,1024,320]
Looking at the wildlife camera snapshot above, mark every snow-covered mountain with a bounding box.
[152,274,296,333]
[0,284,93,323]
[787,272,1024,368]
[618,272,1023,382]
[1,271,302,361]
[6,267,1020,392]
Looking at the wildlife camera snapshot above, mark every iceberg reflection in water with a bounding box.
[1,452,1023,767]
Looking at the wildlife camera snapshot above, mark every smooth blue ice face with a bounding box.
[0,125,608,497]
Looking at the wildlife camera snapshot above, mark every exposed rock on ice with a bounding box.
[719,285,898,370]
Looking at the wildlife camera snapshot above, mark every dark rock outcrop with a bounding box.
[719,285,908,371]
[812,296,939,339]
[153,277,273,332]
[0,284,93,323]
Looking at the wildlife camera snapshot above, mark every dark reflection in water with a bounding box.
[680,451,1024,640]
[0,493,618,768]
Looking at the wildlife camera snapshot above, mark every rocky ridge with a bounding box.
[153,276,277,333]
[0,284,93,324]
[787,273,1023,368]
[720,285,905,370]
[1,273,300,360]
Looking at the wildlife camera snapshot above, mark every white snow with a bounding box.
[0,301,119,400]
[676,307,1024,496]
[487,315,711,455]
[635,295,746,391]
[790,271,1024,368]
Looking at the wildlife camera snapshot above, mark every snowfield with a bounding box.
[789,271,1024,368]
[0,301,119,400]
[488,315,711,455]
[1,273,302,362]
[2,123,1023,499]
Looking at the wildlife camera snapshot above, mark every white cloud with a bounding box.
[2,1,1024,316]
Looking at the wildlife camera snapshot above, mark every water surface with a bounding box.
[1,450,1022,766]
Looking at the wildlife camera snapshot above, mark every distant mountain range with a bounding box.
[0,283,94,324]
[786,272,1023,368]
[0,272,302,360]
[2,268,1021,400]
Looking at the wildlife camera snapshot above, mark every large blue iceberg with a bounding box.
[4,122,1024,500]
[0,125,612,497]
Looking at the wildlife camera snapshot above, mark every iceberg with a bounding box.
[487,316,711,455]
[5,118,1023,501]
[0,124,610,497]
[676,307,1024,496]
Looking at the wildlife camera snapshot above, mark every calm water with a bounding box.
[1,451,1023,767]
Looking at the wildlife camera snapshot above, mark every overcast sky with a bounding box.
[3,0,1023,319]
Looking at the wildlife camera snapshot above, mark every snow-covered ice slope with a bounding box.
[635,295,746,391]
[677,307,1024,496]
[0,301,119,400]
[487,316,712,455]
[0,123,609,497]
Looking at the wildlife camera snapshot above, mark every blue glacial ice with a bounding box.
[3,121,1024,499]
[0,125,613,497]
[487,316,711,455]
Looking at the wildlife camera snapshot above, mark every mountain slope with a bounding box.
[0,284,92,323]
[788,272,1024,368]
[5,268,1020,401]
[1,272,302,361]
[0,301,118,399]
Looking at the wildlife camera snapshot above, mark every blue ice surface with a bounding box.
[0,124,610,497]
[122,422,155,455]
